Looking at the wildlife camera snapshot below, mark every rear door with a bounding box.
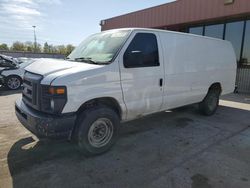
[118,31,164,120]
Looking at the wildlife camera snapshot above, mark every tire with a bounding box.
[5,75,22,90]
[75,105,120,156]
[199,88,220,116]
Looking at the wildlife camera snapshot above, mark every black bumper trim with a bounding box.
[15,98,76,139]
[0,76,5,85]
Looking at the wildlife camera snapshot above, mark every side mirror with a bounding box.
[124,50,143,68]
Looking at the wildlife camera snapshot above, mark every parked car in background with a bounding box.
[0,55,35,90]
[0,54,19,88]
[16,57,34,64]
[0,54,18,68]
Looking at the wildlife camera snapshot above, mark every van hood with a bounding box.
[25,58,100,76]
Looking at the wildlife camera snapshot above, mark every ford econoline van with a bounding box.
[15,28,236,156]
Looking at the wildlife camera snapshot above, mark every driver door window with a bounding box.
[123,33,159,68]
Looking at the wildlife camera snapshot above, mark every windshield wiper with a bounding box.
[65,57,75,62]
[74,57,97,64]
[74,57,108,65]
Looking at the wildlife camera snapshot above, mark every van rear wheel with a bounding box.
[199,88,220,116]
[75,105,120,156]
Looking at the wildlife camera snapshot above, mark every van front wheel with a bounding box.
[199,89,220,116]
[76,106,120,156]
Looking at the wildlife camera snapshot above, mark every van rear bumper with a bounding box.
[15,98,76,139]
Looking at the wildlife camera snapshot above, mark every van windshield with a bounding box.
[67,30,130,64]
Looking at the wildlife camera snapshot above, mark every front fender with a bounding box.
[52,62,127,120]
[1,69,24,79]
[62,81,126,120]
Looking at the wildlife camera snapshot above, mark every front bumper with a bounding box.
[15,98,76,139]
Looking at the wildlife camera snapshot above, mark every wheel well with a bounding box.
[209,82,222,94]
[76,97,122,119]
[5,75,23,84]
[6,75,22,81]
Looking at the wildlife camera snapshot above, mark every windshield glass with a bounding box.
[67,30,130,64]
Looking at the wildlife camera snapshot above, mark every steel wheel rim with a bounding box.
[88,118,114,148]
[7,77,20,89]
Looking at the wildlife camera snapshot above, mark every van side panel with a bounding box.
[158,31,236,110]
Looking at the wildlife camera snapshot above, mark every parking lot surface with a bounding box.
[0,88,250,188]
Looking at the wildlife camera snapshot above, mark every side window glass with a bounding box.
[124,33,159,68]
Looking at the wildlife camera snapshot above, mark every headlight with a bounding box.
[41,85,67,114]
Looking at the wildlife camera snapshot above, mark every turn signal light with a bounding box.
[48,87,66,95]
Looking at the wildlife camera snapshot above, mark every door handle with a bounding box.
[159,78,163,87]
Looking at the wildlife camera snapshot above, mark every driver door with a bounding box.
[118,31,164,120]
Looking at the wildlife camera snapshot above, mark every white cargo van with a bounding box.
[15,28,236,156]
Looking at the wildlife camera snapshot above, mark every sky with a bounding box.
[0,0,175,46]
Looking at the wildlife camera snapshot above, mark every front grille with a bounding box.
[41,85,51,111]
[22,72,43,110]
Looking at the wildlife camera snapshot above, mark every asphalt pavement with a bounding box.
[0,90,250,188]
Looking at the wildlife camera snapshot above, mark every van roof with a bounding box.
[105,27,227,43]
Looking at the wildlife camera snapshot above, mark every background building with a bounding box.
[101,0,250,93]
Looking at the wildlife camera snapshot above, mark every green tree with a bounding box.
[11,41,25,51]
[35,43,42,53]
[66,44,75,56]
[7,41,74,54]
[43,42,49,53]
[48,45,56,53]
[0,43,9,51]
[56,45,66,54]
[25,41,34,52]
